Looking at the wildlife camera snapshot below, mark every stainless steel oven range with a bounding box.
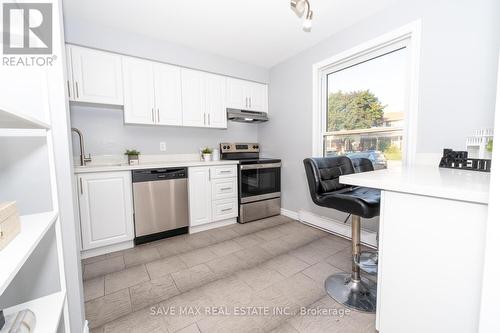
[220,143,281,223]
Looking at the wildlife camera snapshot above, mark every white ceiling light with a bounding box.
[290,0,313,32]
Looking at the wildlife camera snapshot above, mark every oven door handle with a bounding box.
[240,163,282,170]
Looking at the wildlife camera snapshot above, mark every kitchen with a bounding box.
[0,0,500,333]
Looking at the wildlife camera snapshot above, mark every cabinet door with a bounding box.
[226,77,248,110]
[188,167,212,226]
[248,82,268,113]
[154,63,182,126]
[205,73,227,128]
[70,45,124,105]
[78,172,134,250]
[122,57,156,125]
[181,69,206,127]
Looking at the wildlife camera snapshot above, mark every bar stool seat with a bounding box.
[304,156,381,313]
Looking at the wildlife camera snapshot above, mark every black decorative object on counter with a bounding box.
[439,148,491,172]
[0,310,4,330]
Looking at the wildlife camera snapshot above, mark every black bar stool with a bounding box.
[303,156,380,312]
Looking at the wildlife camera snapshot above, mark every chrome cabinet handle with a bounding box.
[221,208,232,212]
[67,81,71,98]
[152,108,155,123]
[220,170,231,173]
[208,113,211,126]
[157,108,160,123]
[75,82,79,98]
[79,178,83,195]
[220,187,231,191]
[245,97,248,108]
[204,113,206,125]
[249,97,252,108]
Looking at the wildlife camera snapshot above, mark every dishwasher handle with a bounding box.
[132,167,188,182]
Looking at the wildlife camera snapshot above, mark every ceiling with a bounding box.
[62,0,399,68]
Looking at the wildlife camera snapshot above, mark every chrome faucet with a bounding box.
[71,127,92,166]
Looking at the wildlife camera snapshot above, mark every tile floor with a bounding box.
[83,215,376,333]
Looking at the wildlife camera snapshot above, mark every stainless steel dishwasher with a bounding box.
[132,168,189,245]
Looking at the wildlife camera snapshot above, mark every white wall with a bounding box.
[70,105,258,156]
[259,0,500,223]
[64,20,267,158]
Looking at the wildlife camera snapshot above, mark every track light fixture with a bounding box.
[290,0,313,32]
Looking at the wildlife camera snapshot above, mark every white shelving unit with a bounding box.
[0,212,58,295]
[2,291,66,333]
[0,106,50,130]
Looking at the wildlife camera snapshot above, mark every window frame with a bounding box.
[312,21,422,166]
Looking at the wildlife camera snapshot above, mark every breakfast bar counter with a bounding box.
[340,166,490,333]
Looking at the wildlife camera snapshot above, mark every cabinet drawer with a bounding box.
[212,198,238,222]
[210,165,236,179]
[212,178,237,200]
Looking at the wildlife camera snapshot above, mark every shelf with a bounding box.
[2,291,66,333]
[0,211,58,295]
[0,106,50,130]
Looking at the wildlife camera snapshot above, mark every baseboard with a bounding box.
[81,240,134,259]
[189,218,237,233]
[283,208,377,247]
[280,208,299,220]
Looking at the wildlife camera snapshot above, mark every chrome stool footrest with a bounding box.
[325,273,377,312]
[354,251,378,275]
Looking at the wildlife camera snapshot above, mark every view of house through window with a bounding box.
[324,46,408,169]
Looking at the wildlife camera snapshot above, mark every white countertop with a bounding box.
[340,166,490,204]
[74,159,238,174]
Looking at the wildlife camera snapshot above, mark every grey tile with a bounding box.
[288,296,357,333]
[231,221,265,235]
[237,266,286,291]
[185,231,218,249]
[123,246,161,267]
[200,275,254,307]
[84,256,125,280]
[309,236,350,255]
[272,273,325,307]
[269,322,300,333]
[279,233,317,250]
[302,261,342,284]
[175,324,201,333]
[197,314,264,333]
[85,288,132,329]
[252,286,300,331]
[263,254,310,277]
[208,239,243,257]
[206,228,240,242]
[84,276,105,302]
[102,306,168,333]
[129,274,180,311]
[161,289,214,332]
[83,250,124,265]
[156,235,194,257]
[233,246,273,266]
[105,265,150,294]
[179,248,219,267]
[260,238,294,256]
[146,256,188,279]
[90,327,104,333]
[171,264,217,292]
[254,226,286,241]
[205,253,249,278]
[232,234,264,248]
[289,242,332,265]
[324,248,353,272]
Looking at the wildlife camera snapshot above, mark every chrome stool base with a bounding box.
[325,272,377,313]
[357,251,378,275]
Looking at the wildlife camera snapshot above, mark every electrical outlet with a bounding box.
[159,142,167,152]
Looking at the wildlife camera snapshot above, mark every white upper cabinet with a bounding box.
[122,57,156,124]
[205,73,227,128]
[154,63,183,126]
[181,69,206,127]
[226,78,268,113]
[67,45,124,105]
[181,69,228,128]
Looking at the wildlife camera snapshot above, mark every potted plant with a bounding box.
[201,147,213,162]
[125,149,140,165]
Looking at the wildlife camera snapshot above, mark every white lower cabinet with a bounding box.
[77,171,134,250]
[188,165,238,228]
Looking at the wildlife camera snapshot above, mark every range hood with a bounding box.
[227,109,268,123]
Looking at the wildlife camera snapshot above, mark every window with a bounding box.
[313,23,421,169]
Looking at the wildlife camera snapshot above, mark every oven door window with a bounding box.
[240,167,281,199]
